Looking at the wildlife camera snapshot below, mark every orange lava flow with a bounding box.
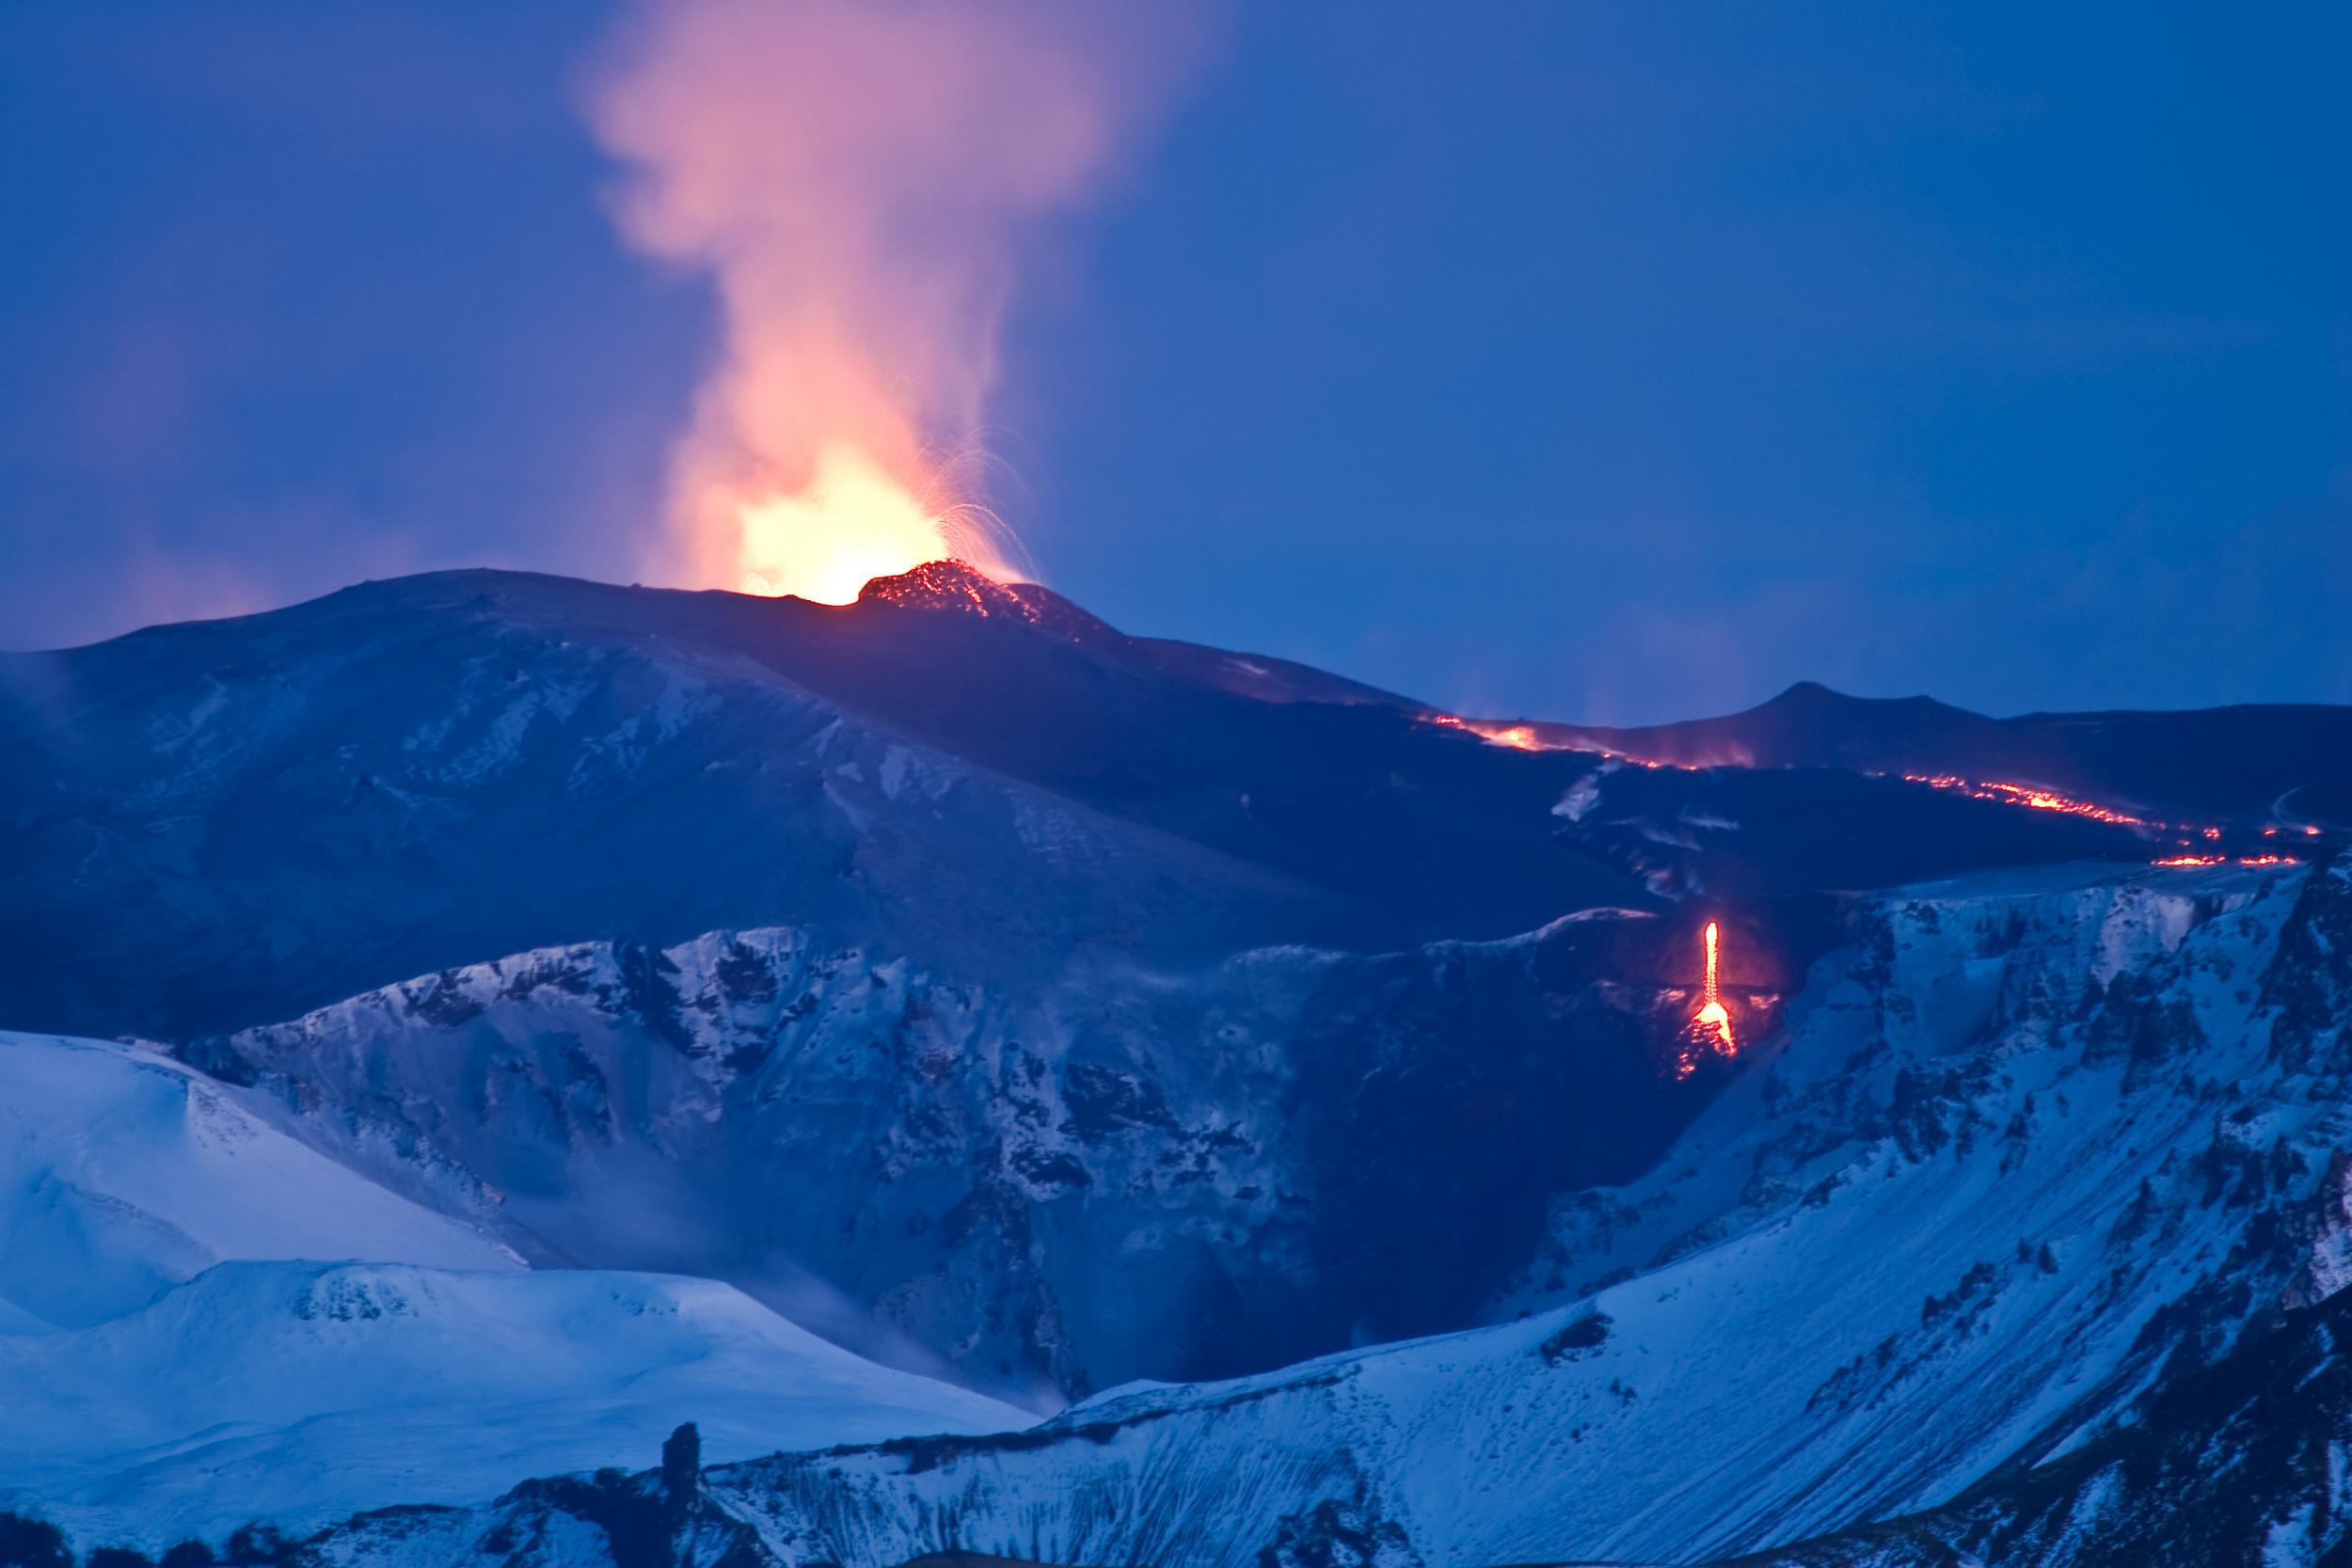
[1677,920,1739,1080]
[1419,712,1675,767]
[1696,921,1734,1044]
[1899,773,2155,829]
[1422,714,1551,752]
[1887,771,2309,867]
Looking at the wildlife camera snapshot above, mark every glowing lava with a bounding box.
[1899,773,2156,829]
[1675,919,1740,1080]
[1889,771,2302,866]
[1694,920,1735,1050]
[1419,712,1678,767]
[726,443,1012,605]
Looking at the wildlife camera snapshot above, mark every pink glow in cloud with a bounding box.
[588,0,1203,602]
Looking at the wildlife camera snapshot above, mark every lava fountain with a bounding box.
[1674,919,1740,1079]
[1693,920,1736,1051]
[725,443,1011,605]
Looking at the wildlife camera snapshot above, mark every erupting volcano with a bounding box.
[585,0,1181,616]
[724,444,1011,605]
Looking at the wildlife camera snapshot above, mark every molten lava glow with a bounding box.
[1891,771,2289,865]
[726,443,1007,604]
[1677,920,1739,1079]
[1899,773,2156,829]
[1700,921,1732,1040]
[1421,715,1551,751]
[1418,712,1677,768]
[585,0,1194,613]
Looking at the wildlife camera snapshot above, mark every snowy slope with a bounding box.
[183,907,1780,1400]
[0,565,2182,1407]
[0,1031,515,1326]
[0,1260,1024,1550]
[1737,1278,2352,1567]
[295,852,2350,1568]
[0,1032,1025,1550]
[7,571,2348,1563]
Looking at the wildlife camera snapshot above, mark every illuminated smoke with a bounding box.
[587,0,1198,601]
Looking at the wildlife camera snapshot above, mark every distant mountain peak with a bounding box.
[1761,680,1949,713]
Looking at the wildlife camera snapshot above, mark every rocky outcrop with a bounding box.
[268,857,2352,1568]
[192,908,1777,1400]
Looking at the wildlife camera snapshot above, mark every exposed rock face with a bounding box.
[1733,1281,2352,1568]
[2286,1148,2352,1309]
[7,569,2348,1562]
[192,908,1780,1398]
[1262,1498,1423,1568]
[287,853,2352,1568]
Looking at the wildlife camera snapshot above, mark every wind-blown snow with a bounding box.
[0,1259,1025,1549]
[0,1032,1026,1549]
[0,1032,515,1327]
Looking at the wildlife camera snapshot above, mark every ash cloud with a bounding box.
[585,0,1206,594]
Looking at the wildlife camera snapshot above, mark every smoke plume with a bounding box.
[588,0,1197,602]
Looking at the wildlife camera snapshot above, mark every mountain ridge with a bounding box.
[2,566,2182,1043]
[226,848,2352,1568]
[4,566,2349,1561]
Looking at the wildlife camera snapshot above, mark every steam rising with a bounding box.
[589,0,1194,601]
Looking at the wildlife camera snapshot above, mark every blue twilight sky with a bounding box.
[1,1,2345,723]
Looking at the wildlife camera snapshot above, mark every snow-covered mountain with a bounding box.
[1740,1272,2352,1567]
[3,565,2347,1563]
[0,1032,1024,1552]
[0,1030,512,1329]
[177,903,1802,1400]
[0,564,2153,1045]
[274,852,2348,1568]
[1,565,2153,1402]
